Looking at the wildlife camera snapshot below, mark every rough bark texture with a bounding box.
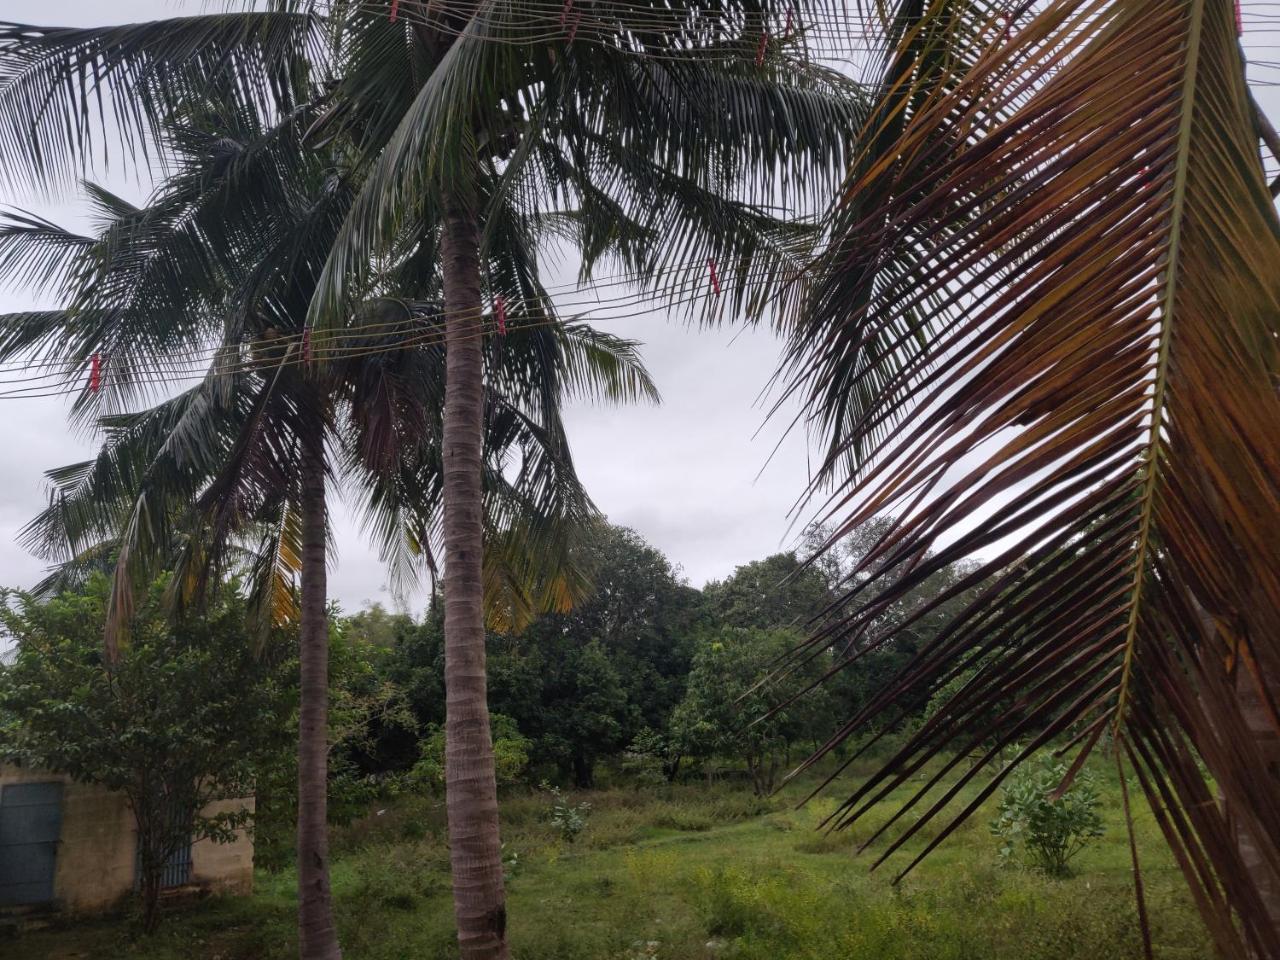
[440,196,509,960]
[1234,658,1280,951]
[297,429,341,960]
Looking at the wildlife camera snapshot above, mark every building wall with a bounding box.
[0,764,253,914]
[191,797,255,896]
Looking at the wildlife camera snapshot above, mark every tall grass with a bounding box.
[10,761,1211,959]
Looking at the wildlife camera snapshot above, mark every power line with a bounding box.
[0,261,810,399]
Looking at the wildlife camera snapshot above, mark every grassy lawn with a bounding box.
[9,760,1211,960]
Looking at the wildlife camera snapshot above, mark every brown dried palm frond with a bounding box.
[782,0,1280,953]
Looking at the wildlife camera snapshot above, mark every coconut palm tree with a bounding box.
[1,5,862,955]
[307,8,861,954]
[0,87,655,959]
[777,0,1280,954]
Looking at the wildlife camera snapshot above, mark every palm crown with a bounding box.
[0,86,663,638]
[0,3,866,958]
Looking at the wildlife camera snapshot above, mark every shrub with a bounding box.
[501,844,522,882]
[345,841,448,920]
[411,713,531,790]
[991,752,1105,876]
[542,781,592,843]
[621,727,682,785]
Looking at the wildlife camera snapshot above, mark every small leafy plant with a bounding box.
[541,781,591,844]
[991,752,1105,876]
[501,844,521,882]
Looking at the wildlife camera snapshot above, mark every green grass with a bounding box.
[8,762,1211,960]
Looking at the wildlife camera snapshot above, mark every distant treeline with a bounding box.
[0,520,981,872]
[329,521,980,798]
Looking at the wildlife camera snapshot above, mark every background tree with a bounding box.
[703,551,834,632]
[357,521,982,791]
[336,604,428,776]
[0,575,292,933]
[672,626,836,796]
[484,524,705,786]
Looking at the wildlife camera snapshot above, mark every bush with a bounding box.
[621,727,681,785]
[991,752,1105,876]
[410,713,531,790]
[542,781,592,843]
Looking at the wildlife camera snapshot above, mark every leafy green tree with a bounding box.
[540,525,704,732]
[672,627,835,796]
[326,614,421,822]
[703,552,833,632]
[621,726,685,785]
[0,575,292,933]
[382,606,449,731]
[488,525,705,786]
[338,605,430,776]
[547,640,629,788]
[794,521,983,727]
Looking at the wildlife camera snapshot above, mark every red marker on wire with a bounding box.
[89,353,101,394]
[495,295,508,336]
[707,258,721,296]
[756,32,769,66]
[389,0,399,22]
[783,6,794,39]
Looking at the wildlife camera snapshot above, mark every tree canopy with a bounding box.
[0,574,293,931]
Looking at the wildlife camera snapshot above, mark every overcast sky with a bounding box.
[0,0,823,614]
[3,3,1277,616]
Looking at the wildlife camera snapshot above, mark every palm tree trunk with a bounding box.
[298,426,341,960]
[440,193,509,960]
[1233,658,1280,951]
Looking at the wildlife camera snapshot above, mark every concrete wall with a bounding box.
[192,797,255,896]
[0,764,253,914]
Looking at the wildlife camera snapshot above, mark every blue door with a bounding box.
[135,811,193,890]
[0,781,64,906]
[160,838,193,888]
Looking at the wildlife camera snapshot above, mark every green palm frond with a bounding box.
[29,538,118,598]
[312,0,866,331]
[0,209,93,298]
[552,324,660,405]
[21,381,237,564]
[0,10,322,189]
[309,0,524,328]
